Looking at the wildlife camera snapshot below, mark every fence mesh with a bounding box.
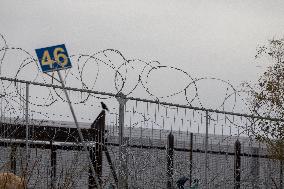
[0,77,283,189]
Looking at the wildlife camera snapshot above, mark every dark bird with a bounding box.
[101,102,109,112]
[176,176,189,189]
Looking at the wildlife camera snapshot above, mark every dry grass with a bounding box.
[0,172,26,189]
[267,140,284,160]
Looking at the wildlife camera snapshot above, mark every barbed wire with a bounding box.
[0,34,246,112]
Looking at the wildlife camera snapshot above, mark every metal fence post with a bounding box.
[189,132,193,187]
[234,139,241,189]
[25,83,29,172]
[167,132,174,189]
[251,147,259,188]
[50,141,56,189]
[205,111,209,189]
[116,92,128,189]
[89,146,96,189]
[280,160,283,189]
[10,145,17,174]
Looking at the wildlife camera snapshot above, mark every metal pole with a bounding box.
[50,141,57,189]
[10,145,17,174]
[57,71,101,189]
[189,132,193,187]
[0,95,2,130]
[234,140,241,189]
[251,147,259,188]
[116,92,128,189]
[25,83,29,169]
[281,160,283,189]
[205,111,209,189]
[167,132,174,189]
[25,83,29,187]
[0,94,3,120]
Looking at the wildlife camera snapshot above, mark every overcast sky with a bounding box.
[1,0,284,111]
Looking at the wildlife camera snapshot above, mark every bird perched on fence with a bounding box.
[101,102,109,112]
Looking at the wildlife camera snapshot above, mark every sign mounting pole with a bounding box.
[35,44,101,189]
[57,70,101,189]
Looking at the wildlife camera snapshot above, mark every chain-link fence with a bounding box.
[0,76,283,189]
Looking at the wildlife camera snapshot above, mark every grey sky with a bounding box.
[1,0,284,110]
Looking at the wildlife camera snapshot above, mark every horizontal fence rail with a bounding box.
[0,122,268,159]
[1,76,283,122]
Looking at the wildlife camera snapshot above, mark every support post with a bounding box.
[251,147,259,188]
[280,160,283,189]
[116,93,128,189]
[57,71,101,189]
[25,83,29,174]
[189,132,193,187]
[10,145,17,174]
[234,139,241,189]
[167,132,174,189]
[205,111,209,189]
[50,141,56,189]
[89,147,96,189]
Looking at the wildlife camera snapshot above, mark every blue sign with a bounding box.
[35,44,72,73]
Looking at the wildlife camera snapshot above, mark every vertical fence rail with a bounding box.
[167,132,174,189]
[50,141,57,189]
[116,93,128,189]
[251,147,259,187]
[189,132,193,187]
[89,147,96,189]
[25,82,29,178]
[10,144,17,174]
[205,111,209,189]
[234,139,241,189]
[280,160,283,189]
